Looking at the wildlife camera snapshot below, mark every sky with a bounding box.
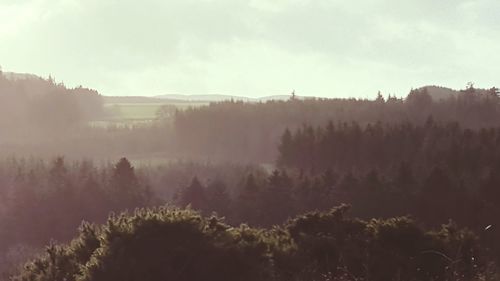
[1,0,499,98]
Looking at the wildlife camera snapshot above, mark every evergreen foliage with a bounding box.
[11,206,494,281]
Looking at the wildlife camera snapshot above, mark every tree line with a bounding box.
[278,118,500,176]
[0,157,266,277]
[0,157,154,277]
[173,85,500,162]
[3,74,500,164]
[174,165,500,264]
[0,73,103,135]
[2,140,500,277]
[2,81,500,279]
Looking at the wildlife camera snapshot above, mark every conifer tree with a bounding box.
[206,179,231,217]
[110,157,148,210]
[180,176,207,211]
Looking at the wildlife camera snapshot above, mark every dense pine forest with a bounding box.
[173,86,500,161]
[4,0,500,279]
[2,74,500,163]
[1,73,500,280]
[0,71,103,135]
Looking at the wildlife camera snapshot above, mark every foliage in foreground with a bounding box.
[11,206,497,281]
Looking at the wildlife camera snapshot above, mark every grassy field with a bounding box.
[104,103,166,121]
[96,96,209,125]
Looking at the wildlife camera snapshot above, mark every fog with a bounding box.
[1,1,500,280]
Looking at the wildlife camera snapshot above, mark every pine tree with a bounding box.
[206,179,231,217]
[49,157,69,190]
[109,157,147,210]
[278,128,293,167]
[236,174,261,225]
[394,161,414,192]
[180,177,207,211]
[261,170,294,226]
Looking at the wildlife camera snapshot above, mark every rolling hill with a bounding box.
[155,94,294,102]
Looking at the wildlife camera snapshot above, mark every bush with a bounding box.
[11,206,495,281]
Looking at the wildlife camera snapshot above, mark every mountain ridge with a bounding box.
[154,94,294,102]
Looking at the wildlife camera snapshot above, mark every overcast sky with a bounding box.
[1,0,499,98]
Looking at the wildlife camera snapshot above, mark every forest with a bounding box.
[1,73,500,280]
[2,73,500,163]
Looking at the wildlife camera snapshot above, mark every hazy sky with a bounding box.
[1,0,499,98]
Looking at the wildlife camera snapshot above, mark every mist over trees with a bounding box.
[1,74,500,279]
[2,71,500,165]
[2,150,500,279]
[0,158,151,263]
[0,72,173,159]
[0,72,103,135]
[277,119,500,175]
[173,86,500,162]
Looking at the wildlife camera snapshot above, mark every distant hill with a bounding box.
[103,96,184,104]
[418,85,493,101]
[419,86,458,100]
[0,70,103,133]
[5,70,492,104]
[155,94,296,102]
[2,71,41,81]
[103,94,294,104]
[258,95,296,102]
[155,94,251,102]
